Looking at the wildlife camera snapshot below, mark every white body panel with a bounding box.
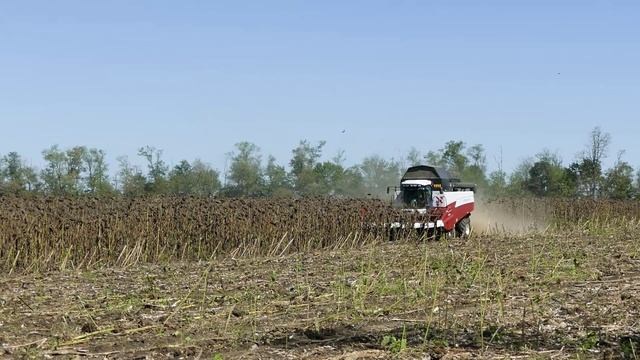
[432,190,474,208]
[401,179,432,186]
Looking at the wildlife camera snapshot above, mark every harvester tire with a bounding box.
[436,229,452,240]
[455,217,471,239]
[388,228,399,242]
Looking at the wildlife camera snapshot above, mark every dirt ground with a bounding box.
[1,233,639,359]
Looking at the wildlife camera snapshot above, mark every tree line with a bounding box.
[1,127,638,199]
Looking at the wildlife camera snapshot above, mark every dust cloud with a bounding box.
[471,198,550,235]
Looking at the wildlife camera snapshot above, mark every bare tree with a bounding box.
[582,127,611,198]
[586,127,611,166]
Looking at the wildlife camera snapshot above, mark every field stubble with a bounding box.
[1,196,640,359]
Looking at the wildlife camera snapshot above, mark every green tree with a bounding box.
[313,161,343,195]
[116,156,147,196]
[604,153,635,199]
[423,141,485,186]
[441,141,468,176]
[525,151,571,197]
[168,159,221,195]
[190,159,221,195]
[424,150,444,167]
[66,146,88,192]
[486,170,507,197]
[22,166,40,192]
[168,160,193,194]
[527,161,554,196]
[225,142,264,196]
[38,145,113,195]
[312,161,364,196]
[334,166,365,196]
[0,152,40,193]
[289,140,325,195]
[359,155,401,197]
[578,127,611,198]
[560,164,579,197]
[507,158,533,196]
[463,144,487,188]
[83,148,113,194]
[264,156,292,196]
[41,145,79,195]
[138,146,169,193]
[567,159,601,197]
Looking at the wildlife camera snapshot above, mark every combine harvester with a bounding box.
[388,165,476,240]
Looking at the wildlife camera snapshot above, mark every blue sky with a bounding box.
[1,1,638,175]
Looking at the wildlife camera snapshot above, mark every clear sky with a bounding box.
[1,1,638,175]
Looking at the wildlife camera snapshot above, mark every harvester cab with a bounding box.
[388,165,476,239]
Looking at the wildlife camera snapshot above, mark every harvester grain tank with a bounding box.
[388,165,476,239]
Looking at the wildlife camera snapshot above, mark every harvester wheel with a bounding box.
[455,217,472,239]
[388,228,399,242]
[436,229,451,240]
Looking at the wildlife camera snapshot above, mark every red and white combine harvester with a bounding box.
[388,165,476,240]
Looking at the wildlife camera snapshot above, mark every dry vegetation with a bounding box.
[1,196,640,359]
[0,196,401,273]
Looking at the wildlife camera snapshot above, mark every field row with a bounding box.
[2,196,640,272]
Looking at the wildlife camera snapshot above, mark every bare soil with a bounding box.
[1,233,639,359]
